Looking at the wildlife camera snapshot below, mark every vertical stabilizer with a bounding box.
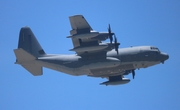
[18,27,46,57]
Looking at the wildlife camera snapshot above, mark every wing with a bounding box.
[69,15,93,35]
[68,15,111,59]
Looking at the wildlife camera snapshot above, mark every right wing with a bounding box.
[68,15,109,59]
[69,15,93,35]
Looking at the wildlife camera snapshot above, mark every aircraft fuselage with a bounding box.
[36,46,169,77]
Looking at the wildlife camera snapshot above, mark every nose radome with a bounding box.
[166,54,169,60]
[161,52,169,61]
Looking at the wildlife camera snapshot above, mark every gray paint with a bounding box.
[14,15,169,86]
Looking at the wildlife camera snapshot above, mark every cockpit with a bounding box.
[150,46,160,52]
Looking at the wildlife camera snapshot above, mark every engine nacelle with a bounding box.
[67,31,99,38]
[100,78,130,86]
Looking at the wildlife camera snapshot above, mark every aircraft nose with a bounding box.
[166,54,169,60]
[160,52,169,61]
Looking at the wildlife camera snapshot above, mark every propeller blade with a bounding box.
[114,34,117,44]
[108,24,113,44]
[114,34,119,55]
[132,70,135,79]
[108,24,111,32]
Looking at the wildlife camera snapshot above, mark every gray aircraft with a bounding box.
[14,15,169,86]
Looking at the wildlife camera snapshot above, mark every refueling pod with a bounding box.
[100,75,130,86]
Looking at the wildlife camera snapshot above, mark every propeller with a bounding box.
[108,24,120,55]
[132,69,135,79]
[114,34,120,55]
[108,24,113,44]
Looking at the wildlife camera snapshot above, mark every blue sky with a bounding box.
[1,0,180,110]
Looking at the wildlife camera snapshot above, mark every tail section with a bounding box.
[14,48,42,75]
[18,27,45,57]
[14,27,45,76]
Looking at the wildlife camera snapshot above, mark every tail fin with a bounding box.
[18,27,46,57]
[14,27,45,76]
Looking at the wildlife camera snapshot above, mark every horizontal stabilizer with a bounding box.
[14,48,42,76]
[22,65,42,76]
[14,48,36,63]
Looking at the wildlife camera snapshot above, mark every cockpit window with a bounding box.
[150,47,160,52]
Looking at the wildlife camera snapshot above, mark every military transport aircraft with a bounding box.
[14,15,169,86]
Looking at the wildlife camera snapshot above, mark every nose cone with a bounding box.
[160,52,169,62]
